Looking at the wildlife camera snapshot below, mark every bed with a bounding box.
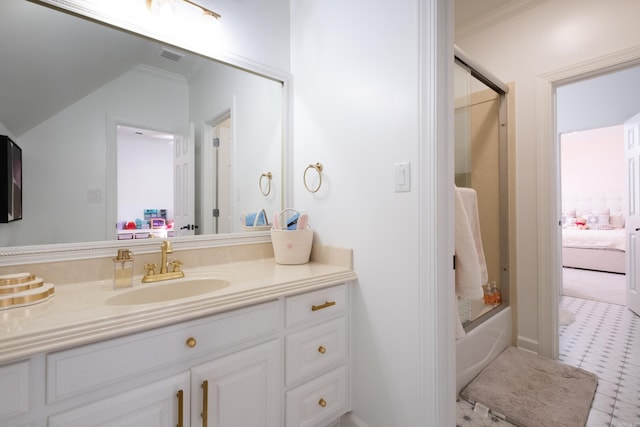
[561,194,626,274]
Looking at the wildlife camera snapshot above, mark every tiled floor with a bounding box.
[456,294,640,427]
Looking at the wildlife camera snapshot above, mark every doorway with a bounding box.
[116,125,175,238]
[200,112,233,235]
[538,62,640,357]
[558,125,627,305]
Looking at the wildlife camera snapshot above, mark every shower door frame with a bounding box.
[454,46,511,332]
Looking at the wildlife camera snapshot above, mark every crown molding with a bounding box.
[455,0,548,40]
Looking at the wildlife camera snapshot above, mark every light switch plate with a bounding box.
[394,162,411,192]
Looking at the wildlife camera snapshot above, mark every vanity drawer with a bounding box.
[285,284,346,328]
[286,316,347,386]
[285,365,348,427]
[0,359,29,420]
[46,300,279,403]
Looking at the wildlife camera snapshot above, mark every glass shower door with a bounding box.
[454,57,509,329]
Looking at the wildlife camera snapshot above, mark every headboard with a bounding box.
[562,193,624,214]
[562,193,625,229]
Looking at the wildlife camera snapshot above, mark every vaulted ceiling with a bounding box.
[1,0,542,139]
[0,1,201,138]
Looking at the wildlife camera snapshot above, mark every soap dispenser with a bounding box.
[113,249,134,289]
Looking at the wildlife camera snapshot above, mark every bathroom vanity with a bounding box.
[0,245,355,426]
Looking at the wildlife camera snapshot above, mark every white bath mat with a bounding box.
[460,346,597,427]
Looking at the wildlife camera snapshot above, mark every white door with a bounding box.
[215,119,233,233]
[201,117,233,234]
[624,112,640,316]
[173,124,196,236]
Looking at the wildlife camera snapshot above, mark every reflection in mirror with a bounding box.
[0,0,284,250]
[454,56,509,329]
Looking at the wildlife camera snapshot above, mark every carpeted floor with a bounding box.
[562,268,626,306]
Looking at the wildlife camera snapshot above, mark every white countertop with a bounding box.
[0,257,356,363]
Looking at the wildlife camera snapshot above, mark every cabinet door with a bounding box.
[191,339,281,427]
[48,372,190,427]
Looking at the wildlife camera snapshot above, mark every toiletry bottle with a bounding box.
[492,282,501,305]
[113,249,133,289]
[484,281,495,306]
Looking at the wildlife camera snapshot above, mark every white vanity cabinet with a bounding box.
[0,283,351,427]
[45,301,281,427]
[190,339,281,426]
[0,360,30,421]
[284,284,350,426]
[47,372,191,427]
[48,340,282,427]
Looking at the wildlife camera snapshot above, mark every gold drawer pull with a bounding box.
[177,389,184,427]
[202,380,209,427]
[186,337,197,348]
[318,346,326,354]
[311,301,336,311]
[319,398,327,408]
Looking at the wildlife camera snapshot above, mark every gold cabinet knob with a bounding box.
[318,398,327,408]
[318,346,326,354]
[186,337,197,348]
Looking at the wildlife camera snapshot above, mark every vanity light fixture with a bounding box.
[146,0,221,20]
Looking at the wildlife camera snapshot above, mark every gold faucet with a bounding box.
[142,240,185,283]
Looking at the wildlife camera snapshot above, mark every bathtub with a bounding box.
[456,306,512,396]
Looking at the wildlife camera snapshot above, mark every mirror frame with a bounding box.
[0,0,292,266]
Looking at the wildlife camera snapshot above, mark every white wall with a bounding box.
[1,67,187,247]
[456,0,640,354]
[117,133,174,222]
[561,126,624,197]
[291,0,453,425]
[557,65,640,133]
[196,0,290,72]
[188,60,282,232]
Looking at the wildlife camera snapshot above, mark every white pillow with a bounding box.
[591,209,611,230]
[610,212,625,229]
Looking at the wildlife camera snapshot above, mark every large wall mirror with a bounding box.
[0,0,287,258]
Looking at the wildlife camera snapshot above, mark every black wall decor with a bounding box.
[0,135,22,223]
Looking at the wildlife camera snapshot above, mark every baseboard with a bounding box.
[339,412,370,427]
[516,335,539,354]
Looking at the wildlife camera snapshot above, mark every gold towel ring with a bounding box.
[259,172,272,196]
[303,162,323,193]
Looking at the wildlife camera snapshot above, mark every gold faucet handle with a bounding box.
[171,260,183,272]
[144,263,157,275]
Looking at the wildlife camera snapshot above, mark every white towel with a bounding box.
[456,187,488,286]
[454,186,485,300]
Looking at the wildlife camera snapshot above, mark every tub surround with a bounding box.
[0,244,355,364]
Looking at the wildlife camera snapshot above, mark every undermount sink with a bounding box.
[106,278,231,306]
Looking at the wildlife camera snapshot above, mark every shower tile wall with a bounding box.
[456,295,640,427]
